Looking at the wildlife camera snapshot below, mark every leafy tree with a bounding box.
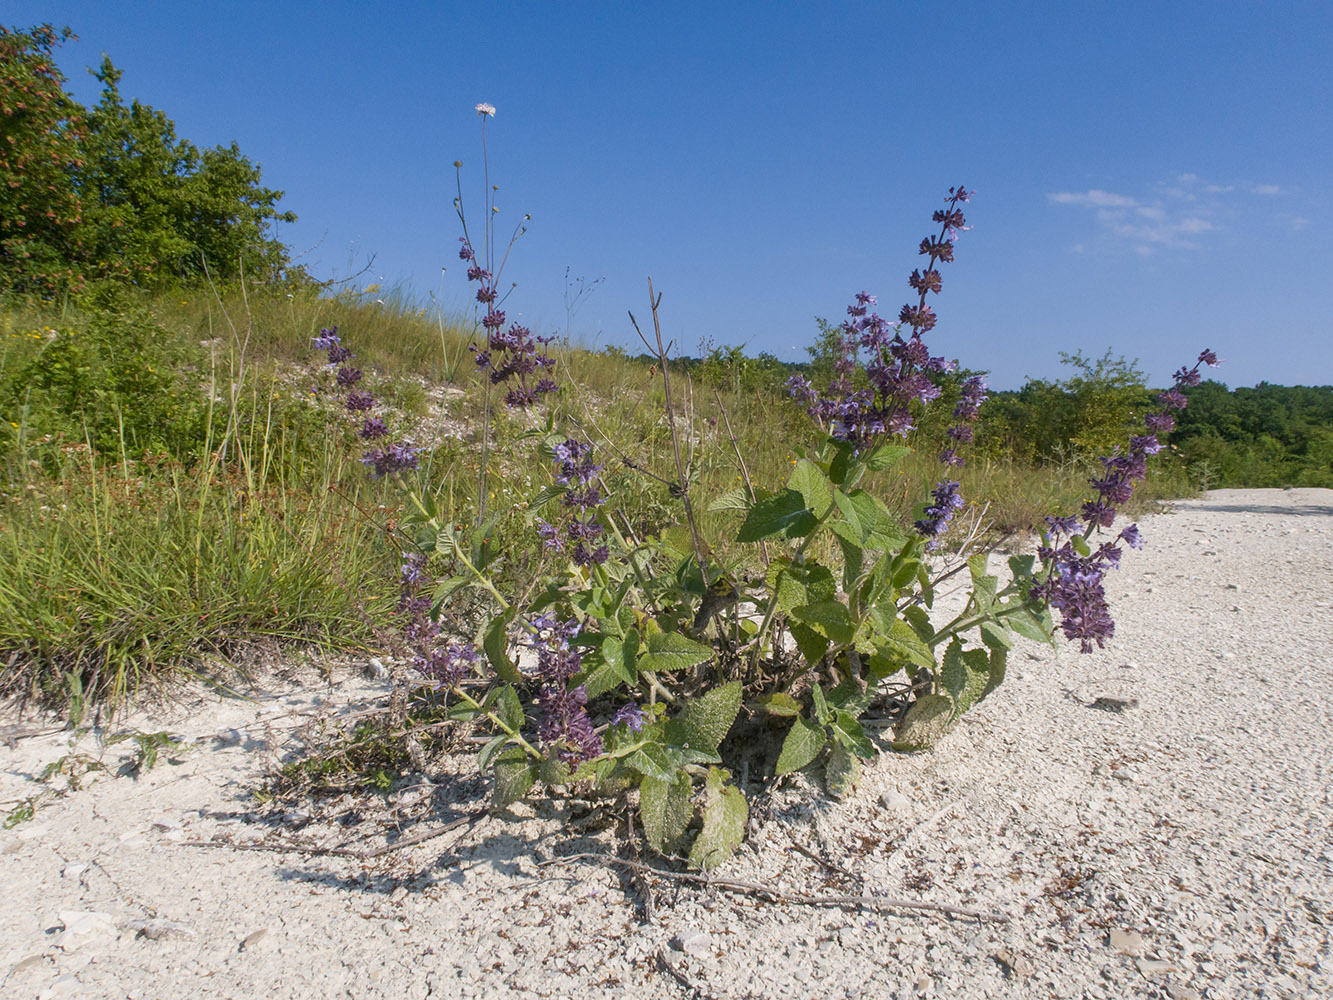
[0,25,298,294]
[76,58,297,285]
[0,24,87,294]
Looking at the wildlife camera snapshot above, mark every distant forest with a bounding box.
[662,344,1333,491]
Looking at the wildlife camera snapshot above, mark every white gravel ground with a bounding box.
[2,488,1330,1000]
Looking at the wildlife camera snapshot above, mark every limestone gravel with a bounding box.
[1,488,1330,999]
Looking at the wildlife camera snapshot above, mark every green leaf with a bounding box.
[666,681,741,755]
[810,683,832,725]
[707,487,752,513]
[483,611,520,685]
[834,533,864,591]
[638,631,714,674]
[791,600,855,645]
[1004,603,1055,644]
[891,694,956,751]
[476,734,507,774]
[688,768,748,870]
[830,710,875,758]
[880,618,936,672]
[983,645,1007,701]
[1007,554,1036,580]
[891,554,920,590]
[979,621,1014,651]
[539,754,572,786]
[768,559,837,614]
[754,692,803,718]
[788,621,829,667]
[902,605,935,643]
[737,489,818,542]
[1072,534,1091,557]
[942,641,992,715]
[827,443,862,488]
[862,443,912,471]
[827,672,873,715]
[529,484,566,510]
[431,575,470,605]
[824,742,860,800]
[623,742,676,781]
[787,459,833,518]
[775,715,824,775]
[492,747,536,808]
[492,684,524,731]
[640,771,693,854]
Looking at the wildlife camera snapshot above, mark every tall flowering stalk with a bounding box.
[1031,349,1220,651]
[786,187,988,548]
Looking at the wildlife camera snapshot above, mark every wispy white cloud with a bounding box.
[1047,174,1291,255]
[1047,189,1139,208]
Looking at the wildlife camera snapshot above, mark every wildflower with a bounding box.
[612,703,647,733]
[335,366,363,388]
[475,102,496,117]
[345,390,376,412]
[362,440,421,477]
[538,686,602,765]
[419,642,482,689]
[915,480,962,546]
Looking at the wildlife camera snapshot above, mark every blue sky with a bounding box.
[14,1,1332,389]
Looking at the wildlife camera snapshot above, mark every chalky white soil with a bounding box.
[2,488,1331,1000]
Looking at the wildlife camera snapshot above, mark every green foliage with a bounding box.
[0,24,86,295]
[5,288,216,464]
[1172,381,1333,487]
[976,350,1153,464]
[0,25,296,295]
[76,59,296,285]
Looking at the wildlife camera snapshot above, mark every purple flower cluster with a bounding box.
[785,186,975,452]
[397,552,484,688]
[1032,349,1220,651]
[459,238,560,408]
[914,480,963,546]
[534,439,609,566]
[311,327,420,477]
[611,702,647,732]
[527,613,603,764]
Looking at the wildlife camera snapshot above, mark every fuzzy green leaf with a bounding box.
[1004,602,1056,644]
[688,768,748,870]
[707,487,752,512]
[483,611,520,685]
[824,742,861,799]
[623,742,676,781]
[979,621,1014,651]
[787,459,833,518]
[891,694,956,751]
[640,772,693,855]
[862,443,912,471]
[492,748,536,808]
[983,645,1007,701]
[492,684,524,731]
[788,621,829,667]
[775,715,825,775]
[476,734,508,774]
[666,681,741,756]
[638,631,714,674]
[791,600,855,645]
[754,692,803,718]
[737,489,818,542]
